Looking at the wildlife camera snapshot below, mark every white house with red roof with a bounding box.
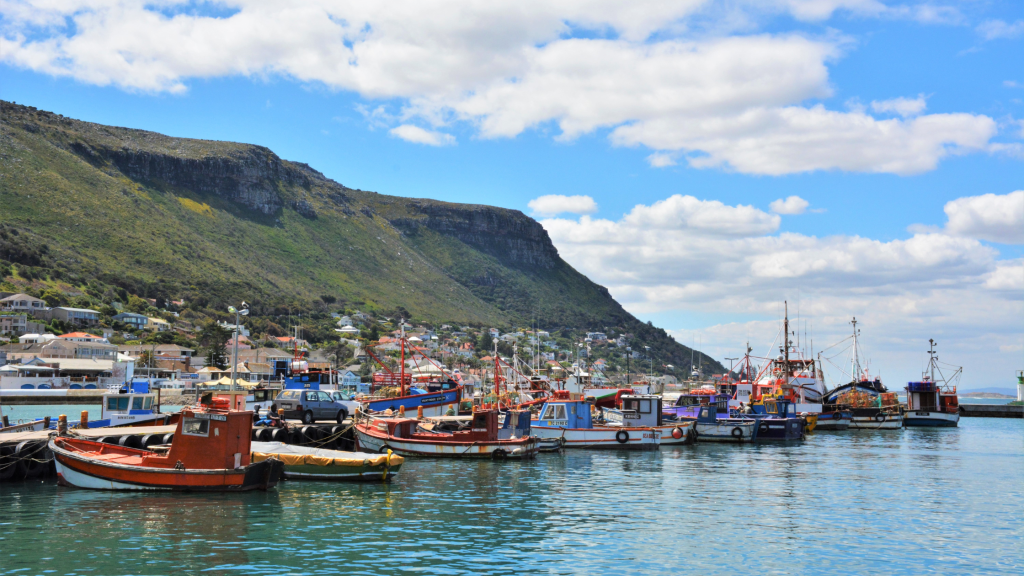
[59,331,110,344]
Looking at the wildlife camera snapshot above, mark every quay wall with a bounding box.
[960,404,1023,418]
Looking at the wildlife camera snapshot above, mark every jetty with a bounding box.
[959,404,1023,418]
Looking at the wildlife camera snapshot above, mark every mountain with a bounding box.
[0,100,724,374]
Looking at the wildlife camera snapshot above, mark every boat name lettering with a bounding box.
[420,396,443,404]
[192,413,227,421]
[472,428,487,432]
[546,420,568,426]
[642,433,657,439]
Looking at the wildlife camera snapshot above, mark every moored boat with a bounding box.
[904,339,961,428]
[49,398,284,491]
[531,392,660,450]
[354,408,539,459]
[251,441,403,480]
[599,394,695,445]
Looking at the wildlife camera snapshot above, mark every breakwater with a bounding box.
[960,403,1023,418]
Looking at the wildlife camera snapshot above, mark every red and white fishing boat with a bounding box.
[49,398,284,491]
[354,408,539,459]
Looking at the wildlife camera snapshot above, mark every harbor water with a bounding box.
[1,418,1021,575]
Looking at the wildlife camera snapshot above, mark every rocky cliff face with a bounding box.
[389,201,561,270]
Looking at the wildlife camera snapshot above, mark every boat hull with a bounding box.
[849,410,903,430]
[354,425,538,459]
[692,420,757,443]
[749,417,804,441]
[813,411,852,431]
[50,439,283,491]
[531,425,661,450]
[903,410,959,427]
[363,388,461,417]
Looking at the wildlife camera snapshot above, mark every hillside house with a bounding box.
[112,312,148,329]
[51,307,101,327]
[147,317,171,332]
[59,332,109,344]
[0,293,47,314]
[0,313,47,336]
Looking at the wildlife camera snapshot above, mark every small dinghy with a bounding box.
[49,398,284,491]
[251,441,404,481]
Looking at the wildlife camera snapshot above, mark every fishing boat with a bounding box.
[360,326,463,417]
[904,339,960,427]
[49,397,284,491]
[690,404,758,443]
[531,392,660,450]
[598,394,695,445]
[353,407,539,459]
[250,441,404,480]
[821,317,903,430]
[744,393,805,441]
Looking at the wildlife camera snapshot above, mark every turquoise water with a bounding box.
[1,418,1021,575]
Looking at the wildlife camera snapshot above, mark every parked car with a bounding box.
[270,390,355,424]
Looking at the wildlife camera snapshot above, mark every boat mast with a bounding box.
[400,321,406,397]
[850,317,861,382]
[928,339,937,382]
[784,301,790,389]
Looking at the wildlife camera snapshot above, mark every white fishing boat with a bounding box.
[531,392,660,450]
[904,339,960,428]
[598,394,694,445]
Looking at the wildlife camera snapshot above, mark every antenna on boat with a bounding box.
[850,317,861,382]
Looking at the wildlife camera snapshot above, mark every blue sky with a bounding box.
[2,1,1022,387]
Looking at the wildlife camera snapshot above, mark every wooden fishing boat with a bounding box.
[354,408,539,459]
[49,399,284,491]
[532,393,661,450]
[597,394,695,445]
[904,340,961,428]
[250,441,403,480]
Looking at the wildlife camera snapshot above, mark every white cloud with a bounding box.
[527,195,598,218]
[871,94,927,117]
[977,19,1024,40]
[539,193,1021,387]
[943,190,1024,244]
[770,195,810,214]
[0,1,1008,176]
[388,124,455,146]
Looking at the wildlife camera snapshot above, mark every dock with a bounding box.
[0,420,355,483]
[960,404,1023,418]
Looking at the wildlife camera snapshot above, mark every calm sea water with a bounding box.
[1,417,1021,575]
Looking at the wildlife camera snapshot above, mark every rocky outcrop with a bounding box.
[391,202,561,270]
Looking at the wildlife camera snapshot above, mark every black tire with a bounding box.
[162,433,175,445]
[336,410,348,424]
[378,444,391,454]
[615,430,629,444]
[302,411,314,425]
[96,436,113,444]
[875,414,885,422]
[731,427,743,439]
[270,427,289,442]
[140,434,159,449]
[491,449,508,460]
[15,441,45,479]
[118,435,142,449]
[251,429,260,441]
[0,445,16,481]
[255,428,272,442]
[759,422,770,435]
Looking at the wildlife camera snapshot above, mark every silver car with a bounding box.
[271,390,351,424]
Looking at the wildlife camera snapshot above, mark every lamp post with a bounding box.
[644,346,651,381]
[228,302,249,392]
[625,346,631,385]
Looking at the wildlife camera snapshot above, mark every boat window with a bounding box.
[143,397,153,410]
[107,397,130,411]
[182,417,209,437]
[638,399,651,414]
[623,399,638,411]
[132,397,145,410]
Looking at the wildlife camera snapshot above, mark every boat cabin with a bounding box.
[141,398,253,470]
[101,381,158,423]
[906,380,958,414]
[536,398,592,429]
[374,409,507,442]
[620,394,664,427]
[750,395,798,417]
[499,409,532,439]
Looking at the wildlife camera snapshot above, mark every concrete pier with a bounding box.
[960,404,1023,418]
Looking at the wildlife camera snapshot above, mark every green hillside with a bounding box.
[0,100,724,374]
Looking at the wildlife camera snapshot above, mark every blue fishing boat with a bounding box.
[743,394,805,441]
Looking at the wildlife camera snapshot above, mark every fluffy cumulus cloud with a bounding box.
[388,125,455,146]
[943,190,1024,244]
[769,195,810,214]
[871,95,927,117]
[0,1,1013,174]
[540,191,1022,385]
[527,195,598,218]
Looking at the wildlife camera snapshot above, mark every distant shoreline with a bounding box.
[960,392,1015,399]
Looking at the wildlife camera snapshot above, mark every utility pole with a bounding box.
[228,302,249,392]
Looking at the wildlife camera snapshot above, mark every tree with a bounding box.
[478,330,494,353]
[127,295,150,314]
[198,321,232,369]
[41,288,65,307]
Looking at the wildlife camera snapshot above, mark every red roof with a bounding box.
[59,332,104,340]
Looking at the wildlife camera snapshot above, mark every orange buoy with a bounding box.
[417,406,424,419]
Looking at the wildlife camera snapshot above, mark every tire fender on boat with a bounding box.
[875,414,885,422]
[731,427,743,439]
[759,422,770,435]
[615,430,629,444]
